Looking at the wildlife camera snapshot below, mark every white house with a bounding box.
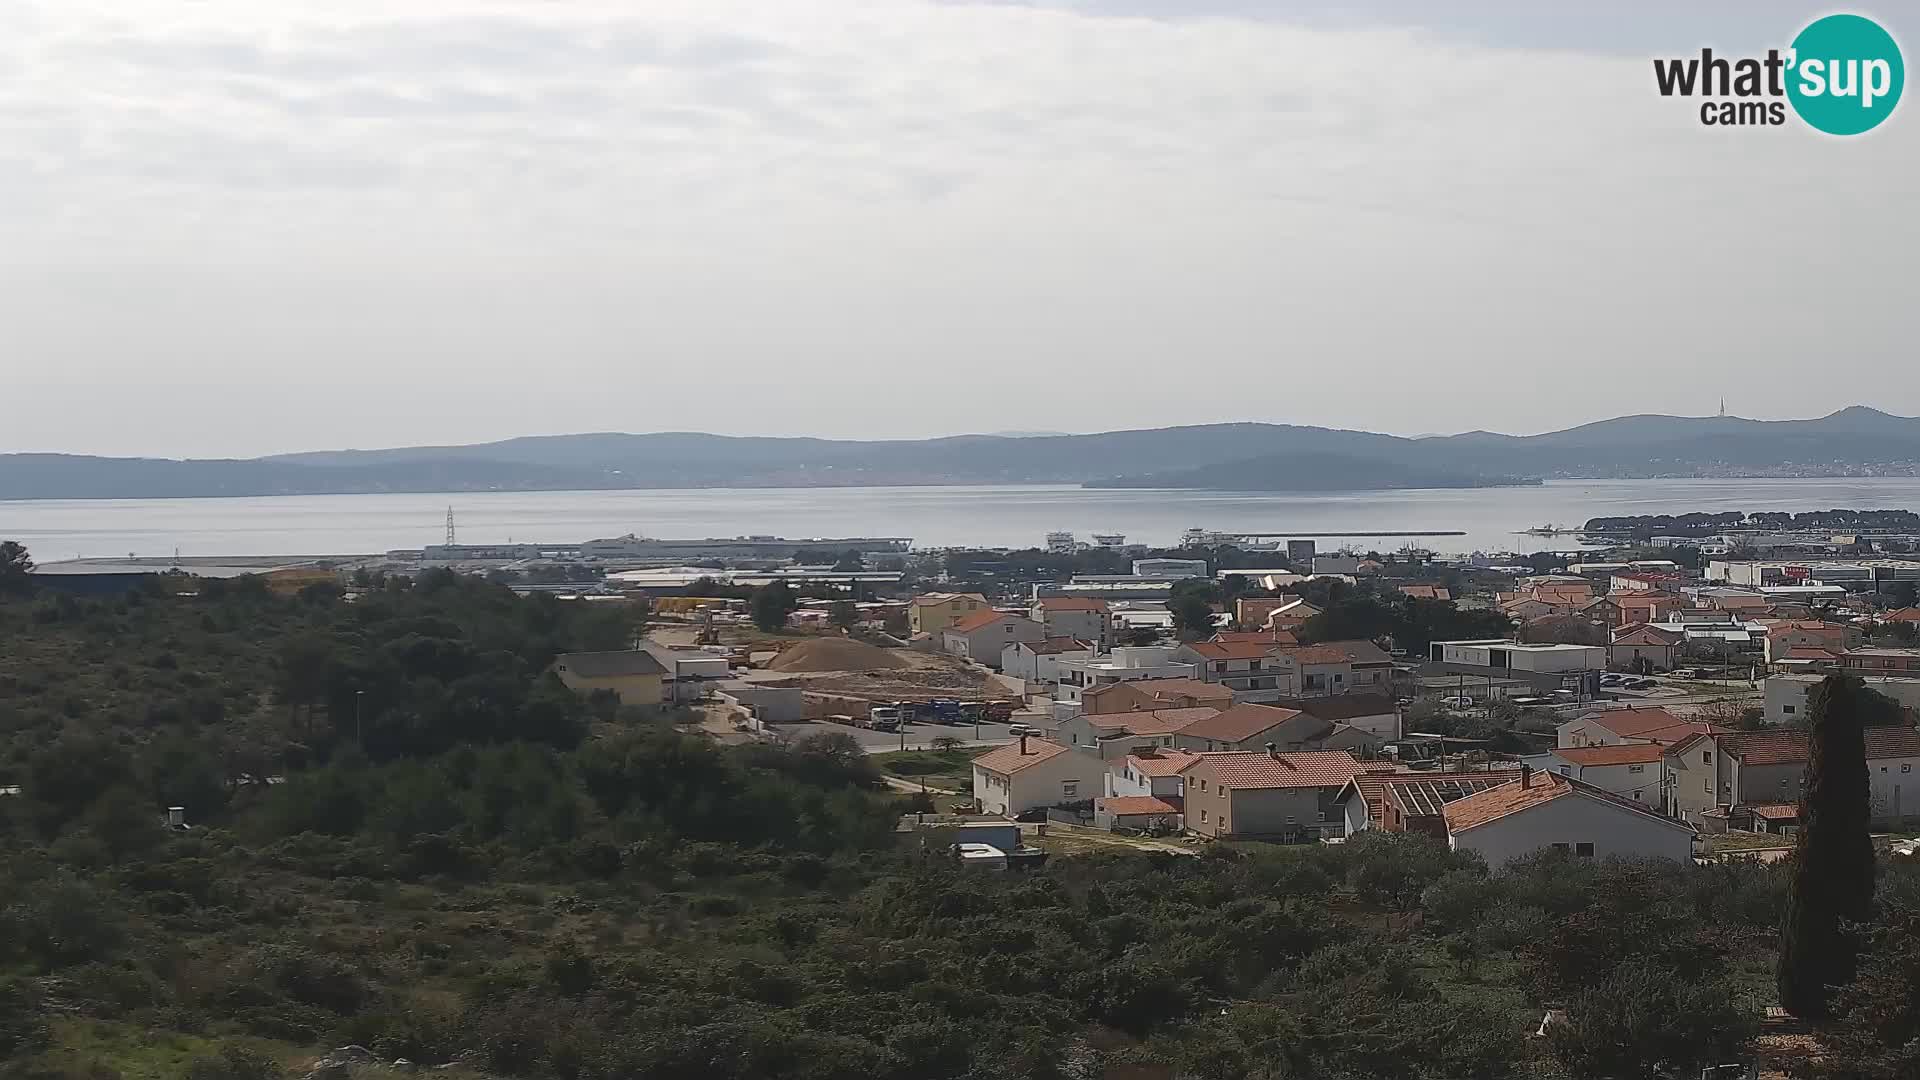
[1171,640,1299,702]
[941,611,1046,668]
[1001,636,1094,684]
[1105,748,1199,798]
[1442,768,1696,866]
[1523,744,1666,806]
[971,737,1101,816]
[1556,706,1715,749]
[1052,647,1201,703]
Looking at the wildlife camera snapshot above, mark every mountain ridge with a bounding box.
[5,407,1920,501]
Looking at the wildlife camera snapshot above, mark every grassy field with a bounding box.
[869,747,974,789]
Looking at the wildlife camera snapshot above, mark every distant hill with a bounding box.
[5,407,1920,500]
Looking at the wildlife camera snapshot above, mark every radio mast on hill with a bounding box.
[445,507,457,546]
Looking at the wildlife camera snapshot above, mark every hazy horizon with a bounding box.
[7,0,1914,458]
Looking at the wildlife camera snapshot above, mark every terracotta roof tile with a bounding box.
[1086,707,1220,737]
[1747,802,1800,821]
[1025,636,1092,655]
[971,738,1074,776]
[1579,707,1720,745]
[947,610,1010,633]
[1099,795,1182,816]
[1281,645,1354,665]
[1177,703,1306,743]
[1443,771,1693,835]
[1183,640,1282,660]
[1182,750,1362,789]
[1125,750,1202,776]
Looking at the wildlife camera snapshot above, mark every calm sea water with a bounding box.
[8,478,1920,561]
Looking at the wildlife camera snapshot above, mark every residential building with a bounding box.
[1608,624,1685,671]
[1079,677,1233,715]
[1608,572,1677,593]
[1180,749,1364,840]
[637,643,732,703]
[1663,726,1920,826]
[1264,692,1402,741]
[940,611,1046,668]
[1398,585,1452,602]
[1106,748,1201,798]
[1335,772,1510,837]
[1526,744,1666,805]
[1763,672,1920,725]
[1170,703,1357,754]
[1001,637,1094,683]
[1442,768,1696,866]
[1842,647,1920,676]
[550,650,667,706]
[1557,706,1719,749]
[1763,621,1854,664]
[1030,596,1113,649]
[1056,707,1221,759]
[1172,640,1300,702]
[1614,593,1685,627]
[1212,629,1301,647]
[1294,639,1396,695]
[1580,596,1625,626]
[1881,607,1920,625]
[971,737,1100,816]
[909,592,991,636]
[1053,647,1203,704]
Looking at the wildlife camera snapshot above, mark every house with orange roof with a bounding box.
[1170,702,1380,755]
[1079,678,1233,715]
[971,736,1101,817]
[939,610,1045,669]
[1398,584,1452,602]
[1094,794,1184,832]
[1556,706,1721,750]
[1526,743,1667,805]
[1662,724,1920,827]
[1058,707,1221,760]
[1001,636,1094,683]
[1179,749,1364,840]
[1762,620,1854,664]
[1614,592,1685,627]
[1608,623,1685,671]
[1171,639,1301,702]
[908,592,990,636]
[1333,771,1512,837]
[1106,748,1201,799]
[1441,766,1695,866]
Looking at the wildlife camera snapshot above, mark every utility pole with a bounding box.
[355,690,365,745]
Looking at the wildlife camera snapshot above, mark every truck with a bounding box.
[867,704,902,732]
[924,699,962,724]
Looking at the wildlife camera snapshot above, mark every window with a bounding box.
[1704,778,1712,793]
[1628,764,1645,774]
[1200,808,1208,823]
[1334,673,1344,683]
[1576,842,1595,858]
[1551,843,1570,853]
[1213,661,1226,673]
[1218,786,1226,799]
[1905,764,1913,774]
[1063,782,1078,798]
[1701,751,1712,764]
[1783,705,1796,714]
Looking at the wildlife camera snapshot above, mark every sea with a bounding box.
[9,478,1920,562]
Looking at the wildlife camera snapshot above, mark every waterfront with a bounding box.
[12,477,1920,561]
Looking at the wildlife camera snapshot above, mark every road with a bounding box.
[803,715,1027,752]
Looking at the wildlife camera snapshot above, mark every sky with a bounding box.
[3,0,1915,458]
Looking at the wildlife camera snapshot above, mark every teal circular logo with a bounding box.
[1787,14,1904,135]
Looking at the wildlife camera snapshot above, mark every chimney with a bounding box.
[1520,763,1532,789]
[1020,734,1029,755]
[1265,741,1279,759]
[166,806,185,827]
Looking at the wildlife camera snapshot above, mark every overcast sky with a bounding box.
[4,0,1914,458]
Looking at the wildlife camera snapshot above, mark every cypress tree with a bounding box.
[1777,674,1877,1019]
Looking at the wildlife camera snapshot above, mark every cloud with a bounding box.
[0,0,1914,456]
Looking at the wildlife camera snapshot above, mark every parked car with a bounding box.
[1007,723,1038,737]
[1439,694,1475,708]
[1626,678,1657,690]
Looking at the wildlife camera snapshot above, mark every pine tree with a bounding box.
[1777,674,1877,1019]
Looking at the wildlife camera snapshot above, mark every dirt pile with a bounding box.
[768,638,910,673]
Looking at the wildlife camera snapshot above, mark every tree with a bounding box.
[1546,961,1756,1079]
[750,581,798,633]
[1888,580,1920,608]
[1779,674,1878,1020]
[0,540,31,595]
[828,600,859,629]
[1170,592,1215,639]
